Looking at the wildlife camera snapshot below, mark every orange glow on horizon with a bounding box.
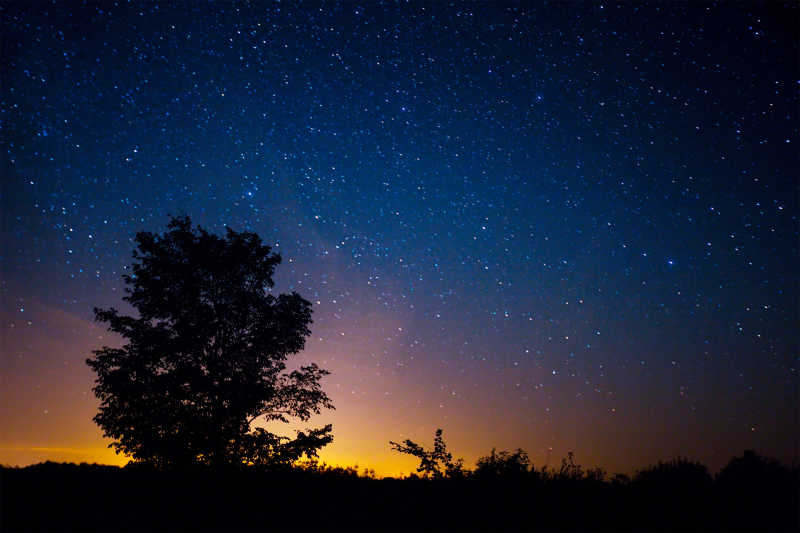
[0,446,129,468]
[3,294,793,478]
[0,445,418,479]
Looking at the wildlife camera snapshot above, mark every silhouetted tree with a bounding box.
[633,457,713,526]
[474,448,530,480]
[86,216,333,469]
[390,428,464,478]
[557,451,585,480]
[715,450,798,528]
[716,449,792,488]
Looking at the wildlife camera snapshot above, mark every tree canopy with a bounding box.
[86,215,333,468]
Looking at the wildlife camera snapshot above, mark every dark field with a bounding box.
[2,453,797,531]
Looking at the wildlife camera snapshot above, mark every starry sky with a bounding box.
[2,2,798,477]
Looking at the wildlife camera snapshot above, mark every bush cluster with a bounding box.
[2,449,796,530]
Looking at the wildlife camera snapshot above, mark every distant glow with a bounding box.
[1,2,796,477]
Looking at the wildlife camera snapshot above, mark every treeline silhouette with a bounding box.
[49,218,793,530]
[2,449,797,530]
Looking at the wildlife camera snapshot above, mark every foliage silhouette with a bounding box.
[715,450,798,528]
[474,447,530,480]
[634,456,712,488]
[389,428,464,478]
[632,456,714,527]
[86,216,333,469]
[2,449,797,531]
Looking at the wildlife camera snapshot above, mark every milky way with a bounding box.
[2,2,797,475]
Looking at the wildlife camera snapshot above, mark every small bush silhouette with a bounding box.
[634,456,712,488]
[389,428,465,479]
[474,448,530,480]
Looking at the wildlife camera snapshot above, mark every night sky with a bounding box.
[2,2,798,477]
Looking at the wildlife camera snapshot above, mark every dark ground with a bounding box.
[1,458,797,531]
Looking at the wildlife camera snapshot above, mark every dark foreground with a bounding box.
[2,458,798,531]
